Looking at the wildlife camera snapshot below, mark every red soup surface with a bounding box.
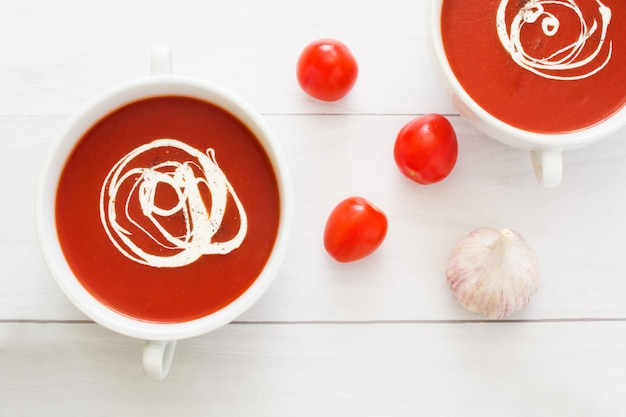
[441,0,626,133]
[56,96,281,323]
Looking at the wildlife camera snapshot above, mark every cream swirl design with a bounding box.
[496,0,612,80]
[100,139,247,268]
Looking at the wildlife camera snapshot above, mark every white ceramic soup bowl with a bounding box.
[428,0,626,186]
[35,45,293,379]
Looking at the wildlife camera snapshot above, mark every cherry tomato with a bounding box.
[323,197,388,263]
[296,39,358,102]
[393,114,458,184]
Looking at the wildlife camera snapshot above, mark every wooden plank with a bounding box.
[1,321,624,416]
[0,0,449,116]
[2,115,626,321]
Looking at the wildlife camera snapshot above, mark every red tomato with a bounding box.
[393,114,458,184]
[296,39,358,101]
[323,197,388,263]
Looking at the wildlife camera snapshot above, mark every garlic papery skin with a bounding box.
[445,227,540,319]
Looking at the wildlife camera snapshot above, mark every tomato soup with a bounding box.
[56,96,280,323]
[441,0,626,133]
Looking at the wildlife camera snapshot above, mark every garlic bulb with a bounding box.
[445,227,540,319]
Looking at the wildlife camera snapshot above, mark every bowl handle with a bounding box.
[531,148,562,187]
[143,340,177,379]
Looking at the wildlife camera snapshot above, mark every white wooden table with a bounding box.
[2,1,626,415]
